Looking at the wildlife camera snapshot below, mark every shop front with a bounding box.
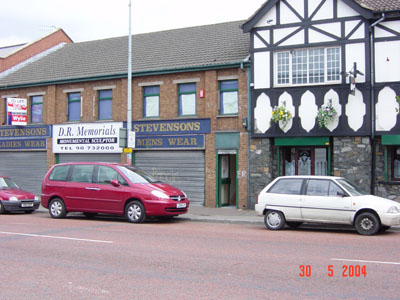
[132,119,210,205]
[0,125,51,195]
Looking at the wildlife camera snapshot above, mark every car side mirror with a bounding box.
[110,179,120,187]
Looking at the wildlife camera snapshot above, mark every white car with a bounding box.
[255,176,400,235]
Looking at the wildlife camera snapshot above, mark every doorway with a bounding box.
[217,152,237,207]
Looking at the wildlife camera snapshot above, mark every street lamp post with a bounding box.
[127,0,133,165]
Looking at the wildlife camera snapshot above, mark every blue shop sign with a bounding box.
[0,138,47,150]
[0,125,51,150]
[0,125,51,139]
[132,119,210,135]
[136,135,204,149]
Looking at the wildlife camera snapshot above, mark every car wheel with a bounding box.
[0,201,5,214]
[264,210,285,230]
[286,221,303,228]
[354,212,380,236]
[125,200,146,223]
[49,198,67,219]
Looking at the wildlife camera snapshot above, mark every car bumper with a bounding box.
[255,203,265,216]
[379,212,400,226]
[2,200,40,212]
[145,199,190,216]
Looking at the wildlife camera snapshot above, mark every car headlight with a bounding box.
[151,190,170,199]
[387,206,400,213]
[9,196,19,202]
[34,196,39,201]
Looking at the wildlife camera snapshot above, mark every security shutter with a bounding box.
[59,153,122,164]
[0,151,47,196]
[135,151,205,204]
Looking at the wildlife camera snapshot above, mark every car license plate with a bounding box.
[176,203,186,208]
[21,203,34,208]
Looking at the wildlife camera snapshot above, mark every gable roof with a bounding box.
[0,21,249,89]
[0,44,26,58]
[242,0,400,33]
[355,0,400,12]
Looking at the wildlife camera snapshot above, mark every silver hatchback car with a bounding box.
[255,176,400,235]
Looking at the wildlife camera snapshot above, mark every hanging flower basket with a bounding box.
[271,105,292,124]
[317,102,338,129]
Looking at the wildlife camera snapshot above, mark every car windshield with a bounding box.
[0,177,19,189]
[116,166,161,184]
[336,179,367,196]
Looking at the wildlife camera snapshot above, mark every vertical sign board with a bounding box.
[7,98,28,126]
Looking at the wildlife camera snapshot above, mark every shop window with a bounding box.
[275,47,341,86]
[392,146,400,181]
[31,95,43,123]
[282,147,328,176]
[219,80,238,115]
[67,92,81,121]
[98,89,112,120]
[143,86,160,118]
[178,83,196,116]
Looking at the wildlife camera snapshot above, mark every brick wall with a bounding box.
[0,29,73,73]
[0,66,249,207]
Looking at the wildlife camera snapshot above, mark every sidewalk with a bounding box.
[182,204,263,224]
[37,204,263,224]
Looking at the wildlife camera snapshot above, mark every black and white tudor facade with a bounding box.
[242,0,400,207]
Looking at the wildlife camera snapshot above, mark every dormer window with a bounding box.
[275,47,341,86]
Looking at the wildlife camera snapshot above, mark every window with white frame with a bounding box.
[276,47,341,86]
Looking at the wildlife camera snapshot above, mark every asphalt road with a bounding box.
[1,212,399,300]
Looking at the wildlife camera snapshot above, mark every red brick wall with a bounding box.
[0,29,73,73]
[0,67,249,207]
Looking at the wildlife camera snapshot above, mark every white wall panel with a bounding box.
[375,21,400,38]
[311,0,334,21]
[280,1,302,24]
[345,43,366,83]
[375,40,400,83]
[254,52,270,89]
[345,21,365,40]
[255,6,276,27]
[337,0,359,17]
[254,30,270,49]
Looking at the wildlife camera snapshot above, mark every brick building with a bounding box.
[0,21,250,208]
[0,29,73,73]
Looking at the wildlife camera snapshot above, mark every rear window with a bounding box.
[49,165,70,181]
[268,178,303,195]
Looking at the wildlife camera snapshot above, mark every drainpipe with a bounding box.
[242,55,251,209]
[369,13,385,194]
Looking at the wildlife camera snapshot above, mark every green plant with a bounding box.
[271,105,292,124]
[396,96,400,114]
[317,102,337,129]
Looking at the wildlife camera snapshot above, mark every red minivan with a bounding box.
[41,162,189,223]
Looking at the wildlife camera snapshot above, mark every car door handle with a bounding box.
[85,187,100,191]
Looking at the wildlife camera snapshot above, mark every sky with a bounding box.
[0,0,266,47]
